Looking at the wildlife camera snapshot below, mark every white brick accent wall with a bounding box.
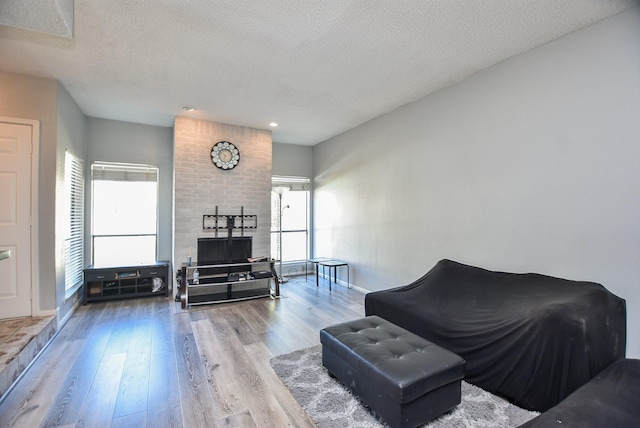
[173,117,272,267]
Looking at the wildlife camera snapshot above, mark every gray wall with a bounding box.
[85,118,174,264]
[0,73,89,320]
[313,9,640,357]
[273,142,313,178]
[0,71,60,314]
[273,143,314,271]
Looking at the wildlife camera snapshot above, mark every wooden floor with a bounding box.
[0,276,366,428]
[0,315,57,397]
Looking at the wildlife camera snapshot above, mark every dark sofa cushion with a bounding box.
[518,358,640,427]
[364,259,626,412]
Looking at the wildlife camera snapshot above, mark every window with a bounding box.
[64,151,84,292]
[91,162,158,266]
[271,176,310,263]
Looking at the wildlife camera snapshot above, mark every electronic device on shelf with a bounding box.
[252,270,272,279]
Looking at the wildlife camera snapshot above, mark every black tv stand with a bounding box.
[180,260,279,309]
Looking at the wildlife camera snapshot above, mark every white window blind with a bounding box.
[65,151,84,292]
[271,175,311,191]
[91,162,158,182]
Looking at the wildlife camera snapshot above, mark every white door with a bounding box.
[0,121,33,318]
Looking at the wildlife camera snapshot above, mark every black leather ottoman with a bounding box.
[320,316,465,428]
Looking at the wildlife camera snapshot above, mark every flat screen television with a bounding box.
[197,237,252,271]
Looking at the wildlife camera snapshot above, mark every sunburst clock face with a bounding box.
[211,141,240,170]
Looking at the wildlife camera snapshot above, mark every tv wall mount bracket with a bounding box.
[203,206,257,237]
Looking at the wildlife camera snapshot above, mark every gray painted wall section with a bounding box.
[272,142,314,271]
[0,71,59,314]
[273,142,313,178]
[313,9,640,357]
[85,118,174,265]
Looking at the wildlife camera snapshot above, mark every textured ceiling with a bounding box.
[0,0,73,38]
[0,0,636,145]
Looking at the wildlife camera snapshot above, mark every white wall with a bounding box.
[313,8,640,356]
[173,117,272,268]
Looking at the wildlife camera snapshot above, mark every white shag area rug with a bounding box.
[270,345,540,428]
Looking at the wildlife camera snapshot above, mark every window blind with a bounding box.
[91,162,158,182]
[271,175,311,191]
[65,151,84,292]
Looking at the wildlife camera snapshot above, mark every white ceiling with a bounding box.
[0,0,636,146]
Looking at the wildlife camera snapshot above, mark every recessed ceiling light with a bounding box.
[269,121,278,127]
[181,105,196,112]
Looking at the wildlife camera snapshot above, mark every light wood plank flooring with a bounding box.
[0,276,366,427]
[0,315,57,397]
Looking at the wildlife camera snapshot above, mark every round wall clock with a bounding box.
[211,141,240,170]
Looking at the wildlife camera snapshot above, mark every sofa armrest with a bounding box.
[519,358,640,427]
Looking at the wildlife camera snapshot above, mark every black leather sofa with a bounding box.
[364,259,627,413]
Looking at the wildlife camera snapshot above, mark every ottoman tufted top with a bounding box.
[320,315,465,404]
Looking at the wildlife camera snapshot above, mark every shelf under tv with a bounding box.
[180,259,280,309]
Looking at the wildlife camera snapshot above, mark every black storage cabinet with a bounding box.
[84,261,170,303]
